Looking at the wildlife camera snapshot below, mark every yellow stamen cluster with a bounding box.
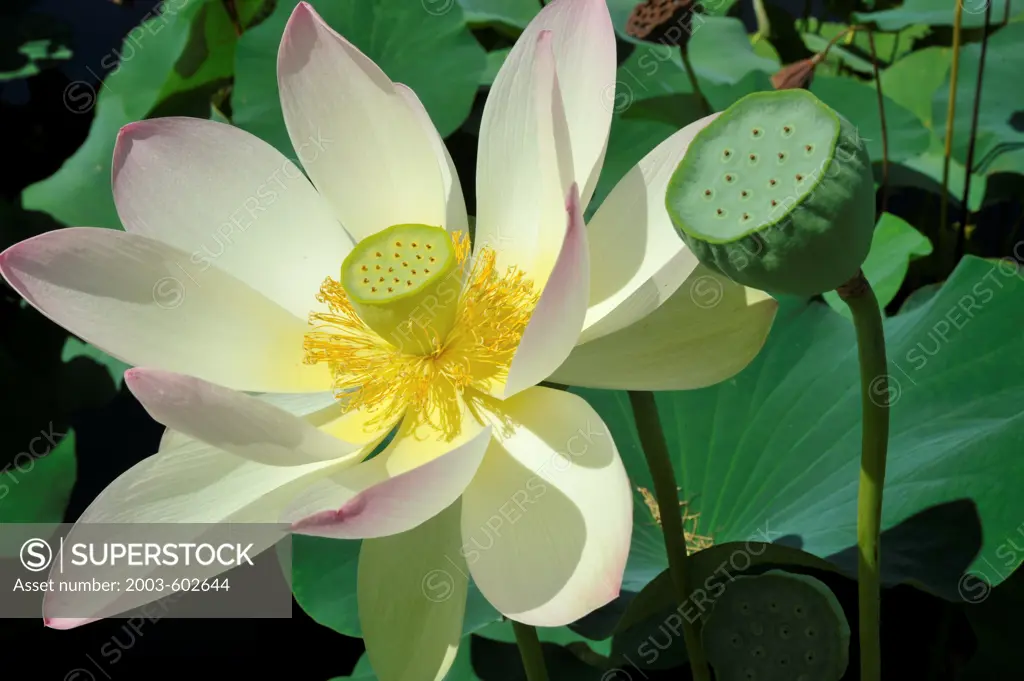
[303,231,540,440]
[637,486,715,553]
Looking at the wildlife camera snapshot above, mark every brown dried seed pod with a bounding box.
[771,58,818,90]
[625,0,700,47]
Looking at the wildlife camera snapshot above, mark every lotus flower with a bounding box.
[0,0,776,677]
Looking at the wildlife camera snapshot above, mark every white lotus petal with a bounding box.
[0,228,328,393]
[277,3,445,240]
[112,116,352,320]
[551,266,778,390]
[358,500,467,681]
[461,387,631,626]
[580,114,719,343]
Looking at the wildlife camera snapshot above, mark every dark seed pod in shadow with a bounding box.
[626,0,701,47]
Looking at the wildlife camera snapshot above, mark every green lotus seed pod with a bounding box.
[341,224,462,354]
[666,89,875,296]
[701,570,850,681]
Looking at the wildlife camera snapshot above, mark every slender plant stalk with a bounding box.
[752,0,771,43]
[221,0,243,35]
[680,46,711,116]
[837,271,890,681]
[1004,0,1011,25]
[816,25,858,68]
[939,0,965,258]
[512,621,550,681]
[628,391,711,681]
[866,28,889,218]
[957,0,993,262]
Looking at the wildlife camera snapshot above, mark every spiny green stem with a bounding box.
[512,621,550,681]
[940,0,965,259]
[957,0,993,263]
[837,271,890,681]
[628,390,711,681]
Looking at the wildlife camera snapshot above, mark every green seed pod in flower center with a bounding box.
[341,223,462,355]
[666,89,874,296]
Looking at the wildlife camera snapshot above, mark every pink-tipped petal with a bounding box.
[277,3,445,240]
[125,368,385,466]
[477,0,615,220]
[502,183,589,399]
[474,29,574,284]
[0,228,328,393]
[461,388,631,626]
[41,434,356,624]
[111,117,352,320]
[285,415,492,539]
[43,616,97,630]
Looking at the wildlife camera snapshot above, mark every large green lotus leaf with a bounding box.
[609,17,775,95]
[232,0,485,156]
[458,0,538,28]
[689,17,779,85]
[154,0,266,102]
[882,46,950,129]
[933,22,1024,178]
[611,497,982,670]
[480,47,512,86]
[702,69,773,112]
[608,18,776,118]
[823,213,932,318]
[0,428,76,526]
[614,44,696,103]
[575,255,1024,594]
[881,47,987,209]
[984,147,1024,176]
[21,0,214,229]
[891,137,987,212]
[292,535,501,639]
[856,0,1024,30]
[807,21,930,66]
[809,73,930,162]
[897,281,943,315]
